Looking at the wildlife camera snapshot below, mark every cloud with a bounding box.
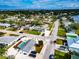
[0,0,79,9]
[0,0,23,6]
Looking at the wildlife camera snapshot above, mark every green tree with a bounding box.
[0,48,6,55]
[51,15,57,22]
[7,20,15,25]
[31,19,43,26]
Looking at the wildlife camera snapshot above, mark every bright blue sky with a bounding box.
[0,0,79,10]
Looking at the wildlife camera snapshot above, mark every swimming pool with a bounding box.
[0,0,79,10]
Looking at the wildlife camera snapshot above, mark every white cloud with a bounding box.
[0,0,23,6]
[0,0,79,9]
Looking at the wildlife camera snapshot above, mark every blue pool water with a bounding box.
[0,0,79,10]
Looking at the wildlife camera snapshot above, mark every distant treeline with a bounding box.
[0,9,79,15]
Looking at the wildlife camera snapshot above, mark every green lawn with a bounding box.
[54,50,66,59]
[56,39,64,45]
[0,55,7,59]
[29,30,40,35]
[9,34,19,36]
[0,26,6,30]
[22,30,41,35]
[58,27,66,37]
[7,27,17,31]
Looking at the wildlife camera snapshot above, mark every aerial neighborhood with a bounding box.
[0,0,79,59]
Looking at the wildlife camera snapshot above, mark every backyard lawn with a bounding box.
[7,27,17,31]
[58,27,66,37]
[22,30,41,35]
[9,34,19,36]
[0,26,6,30]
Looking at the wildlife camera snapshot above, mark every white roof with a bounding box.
[0,23,10,27]
[70,43,79,49]
[66,33,78,37]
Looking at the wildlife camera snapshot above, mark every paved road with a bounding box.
[40,19,59,59]
[50,19,59,40]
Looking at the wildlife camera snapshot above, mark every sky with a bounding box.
[0,0,79,10]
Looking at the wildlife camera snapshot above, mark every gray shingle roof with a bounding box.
[0,36,18,44]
